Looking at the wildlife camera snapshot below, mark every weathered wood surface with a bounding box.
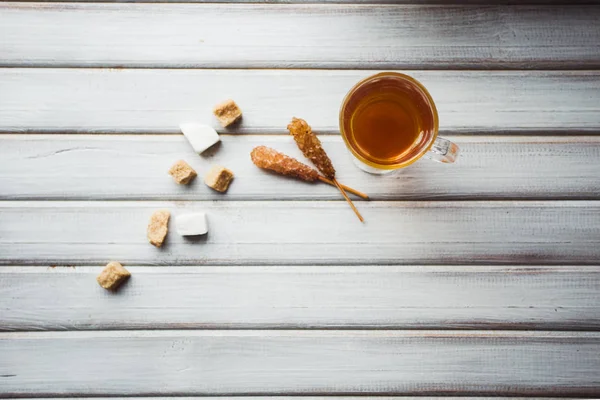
[1,4,599,69]
[1,331,599,397]
[1,265,599,331]
[2,0,600,397]
[0,201,598,266]
[2,135,599,201]
[1,69,599,134]
[12,398,587,400]
[12,0,600,3]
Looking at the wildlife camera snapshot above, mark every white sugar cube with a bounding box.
[175,212,208,236]
[179,123,220,154]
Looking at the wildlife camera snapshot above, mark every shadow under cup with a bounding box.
[339,72,439,171]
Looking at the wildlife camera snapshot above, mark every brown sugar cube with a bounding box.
[169,160,197,184]
[147,209,170,247]
[97,261,131,290]
[213,99,242,127]
[204,165,234,193]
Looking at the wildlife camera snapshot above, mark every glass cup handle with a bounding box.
[425,137,459,164]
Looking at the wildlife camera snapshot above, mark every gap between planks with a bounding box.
[1,396,596,399]
[3,330,600,339]
[7,398,591,400]
[2,397,593,400]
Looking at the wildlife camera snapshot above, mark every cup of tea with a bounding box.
[339,72,459,174]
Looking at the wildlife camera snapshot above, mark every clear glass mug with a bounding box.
[339,72,459,174]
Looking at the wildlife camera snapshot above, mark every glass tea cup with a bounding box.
[339,72,459,174]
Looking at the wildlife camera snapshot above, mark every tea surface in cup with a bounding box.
[341,73,437,168]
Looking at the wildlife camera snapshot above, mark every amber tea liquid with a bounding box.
[341,73,437,168]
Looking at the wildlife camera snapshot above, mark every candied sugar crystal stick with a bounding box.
[287,117,336,179]
[251,146,320,182]
[288,117,364,222]
[250,146,368,200]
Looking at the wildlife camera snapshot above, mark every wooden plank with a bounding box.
[14,395,578,400]
[0,201,598,266]
[12,0,600,4]
[1,330,599,396]
[1,70,599,134]
[1,265,599,331]
[2,135,600,201]
[1,4,600,69]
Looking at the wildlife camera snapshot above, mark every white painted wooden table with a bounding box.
[1,1,600,398]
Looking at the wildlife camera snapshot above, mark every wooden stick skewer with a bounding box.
[318,176,369,200]
[333,178,364,223]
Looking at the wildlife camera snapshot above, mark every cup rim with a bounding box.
[339,72,439,170]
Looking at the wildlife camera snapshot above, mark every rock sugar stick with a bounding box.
[251,146,368,199]
[251,145,319,181]
[287,117,365,222]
